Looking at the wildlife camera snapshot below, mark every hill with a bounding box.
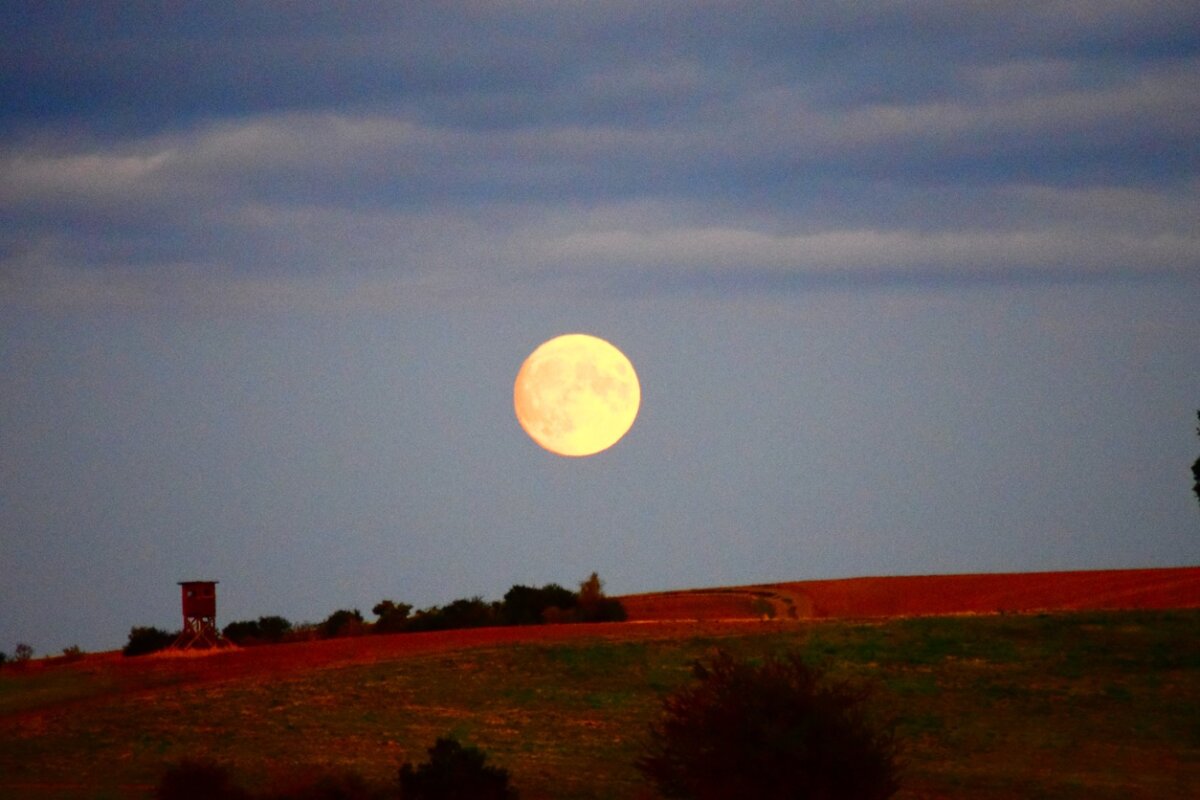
[619,565,1200,622]
[2,567,1198,798]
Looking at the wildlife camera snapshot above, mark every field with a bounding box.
[2,568,1198,799]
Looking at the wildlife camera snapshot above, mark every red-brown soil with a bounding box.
[619,565,1200,622]
[12,566,1197,704]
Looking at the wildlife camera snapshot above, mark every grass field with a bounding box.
[2,610,1198,799]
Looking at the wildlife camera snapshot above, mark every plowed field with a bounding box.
[620,565,1200,622]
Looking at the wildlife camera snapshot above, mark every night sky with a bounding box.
[2,3,1198,655]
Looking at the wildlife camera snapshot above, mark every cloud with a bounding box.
[2,3,1198,310]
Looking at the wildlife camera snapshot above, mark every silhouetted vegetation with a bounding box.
[261,768,391,800]
[500,583,577,625]
[155,738,517,799]
[372,600,413,634]
[365,573,624,636]
[223,615,294,646]
[637,649,899,800]
[1192,410,1200,507]
[13,643,34,664]
[576,572,627,623]
[399,736,518,800]
[155,758,251,800]
[320,608,366,639]
[123,626,176,657]
[406,597,500,632]
[205,574,626,652]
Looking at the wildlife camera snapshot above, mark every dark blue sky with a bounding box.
[2,3,1198,654]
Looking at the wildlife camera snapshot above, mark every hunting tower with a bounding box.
[173,580,229,649]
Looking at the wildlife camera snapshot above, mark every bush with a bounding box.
[223,619,263,645]
[262,768,391,800]
[158,760,394,800]
[156,758,250,800]
[373,600,414,634]
[576,573,627,623]
[636,650,899,800]
[399,737,517,800]
[123,626,176,657]
[319,608,365,639]
[257,615,293,642]
[61,645,85,662]
[223,615,294,646]
[500,583,577,625]
[406,598,499,633]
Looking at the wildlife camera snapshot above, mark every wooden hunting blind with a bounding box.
[173,580,229,650]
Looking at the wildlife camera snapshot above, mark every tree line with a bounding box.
[124,572,624,656]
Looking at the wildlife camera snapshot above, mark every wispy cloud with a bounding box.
[2,3,1198,310]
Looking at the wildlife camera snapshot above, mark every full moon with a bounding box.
[514,333,641,457]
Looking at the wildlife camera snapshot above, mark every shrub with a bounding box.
[224,615,294,646]
[0,651,6,666]
[257,615,293,642]
[636,650,899,800]
[406,598,499,633]
[577,573,627,623]
[123,626,176,657]
[399,737,517,800]
[501,583,577,625]
[61,645,85,662]
[223,619,264,645]
[320,608,365,639]
[373,600,414,634]
[262,768,391,800]
[156,758,250,800]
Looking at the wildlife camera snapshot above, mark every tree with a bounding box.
[407,598,499,632]
[123,626,176,657]
[223,615,294,646]
[222,619,263,645]
[373,600,414,634]
[257,615,292,642]
[1192,410,1200,508]
[14,643,34,663]
[320,608,365,639]
[500,584,577,625]
[577,572,626,623]
[637,650,899,800]
[399,737,518,800]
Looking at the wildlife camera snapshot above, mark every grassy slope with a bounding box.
[2,610,1198,799]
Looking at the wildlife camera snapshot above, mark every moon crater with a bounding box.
[514,334,640,457]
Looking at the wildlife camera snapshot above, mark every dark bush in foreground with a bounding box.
[156,759,250,800]
[262,768,392,800]
[637,650,899,800]
[399,737,518,800]
[123,626,176,657]
[158,760,393,800]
